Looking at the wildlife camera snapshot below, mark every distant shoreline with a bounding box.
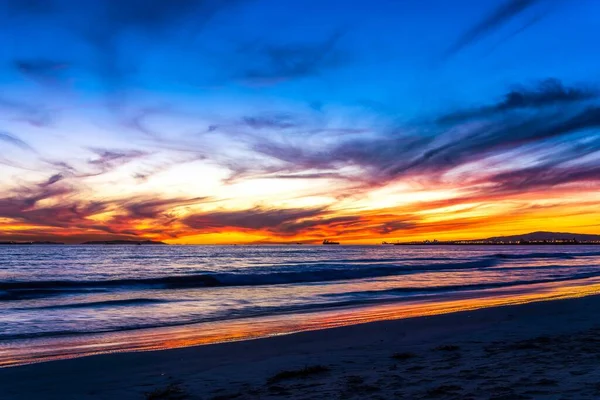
[2,242,600,246]
[0,240,166,246]
[391,242,600,246]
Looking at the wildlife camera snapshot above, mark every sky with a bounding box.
[1,0,600,244]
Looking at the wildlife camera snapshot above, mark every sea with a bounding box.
[2,244,600,366]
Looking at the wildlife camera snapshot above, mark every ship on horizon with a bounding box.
[322,239,340,245]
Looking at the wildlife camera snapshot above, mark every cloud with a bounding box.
[3,0,249,91]
[0,175,212,241]
[0,97,53,127]
[376,220,419,235]
[227,78,600,200]
[0,131,35,151]
[485,160,600,194]
[122,197,208,219]
[39,173,64,187]
[182,206,421,238]
[84,148,148,176]
[270,172,345,180]
[0,183,91,229]
[3,0,55,14]
[242,114,298,130]
[183,206,327,232]
[439,79,596,123]
[445,0,542,58]
[101,0,247,33]
[14,59,71,86]
[276,215,364,236]
[238,31,347,85]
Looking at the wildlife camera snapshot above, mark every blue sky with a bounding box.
[3,0,598,111]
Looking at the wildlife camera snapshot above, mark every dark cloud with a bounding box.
[0,183,92,229]
[439,79,596,123]
[276,215,364,236]
[249,131,429,185]
[3,0,248,91]
[446,0,542,58]
[387,109,600,182]
[85,148,148,175]
[0,177,209,241]
[182,206,420,238]
[485,160,600,194]
[123,197,208,219]
[104,0,206,31]
[14,59,71,86]
[100,0,248,34]
[45,160,77,173]
[483,12,545,57]
[270,172,345,180]
[239,31,347,84]
[93,0,248,82]
[242,114,298,130]
[39,173,64,187]
[541,106,600,138]
[183,207,327,231]
[133,172,149,182]
[3,0,55,14]
[376,220,418,235]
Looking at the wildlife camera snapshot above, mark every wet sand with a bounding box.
[3,293,600,399]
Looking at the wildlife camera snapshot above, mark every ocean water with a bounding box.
[2,244,600,366]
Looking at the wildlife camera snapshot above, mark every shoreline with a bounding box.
[3,290,600,398]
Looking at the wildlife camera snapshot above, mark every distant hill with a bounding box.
[81,240,166,245]
[481,231,600,243]
[396,231,600,245]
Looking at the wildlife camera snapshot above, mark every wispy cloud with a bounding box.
[0,131,35,152]
[237,31,348,85]
[14,59,71,86]
[445,0,543,58]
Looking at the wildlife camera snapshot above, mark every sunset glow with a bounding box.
[1,1,600,244]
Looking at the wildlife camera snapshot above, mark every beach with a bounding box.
[3,293,600,399]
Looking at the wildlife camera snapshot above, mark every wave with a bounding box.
[488,251,600,260]
[20,298,171,310]
[262,251,600,268]
[0,288,110,301]
[4,250,600,301]
[0,297,397,340]
[326,270,600,299]
[0,259,497,300]
[6,268,600,341]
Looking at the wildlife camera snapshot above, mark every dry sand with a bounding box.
[3,294,600,399]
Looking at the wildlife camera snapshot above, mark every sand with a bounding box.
[3,294,600,399]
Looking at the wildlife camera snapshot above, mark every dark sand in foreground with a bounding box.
[3,294,600,399]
